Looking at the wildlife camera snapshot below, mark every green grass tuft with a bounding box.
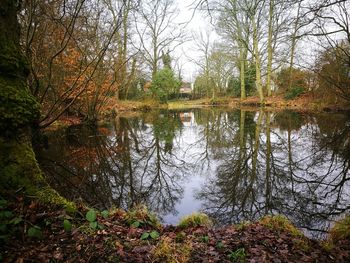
[178,212,212,228]
[329,216,350,242]
[260,215,303,237]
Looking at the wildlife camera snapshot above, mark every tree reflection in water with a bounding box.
[196,110,350,238]
[37,110,188,219]
[36,109,350,238]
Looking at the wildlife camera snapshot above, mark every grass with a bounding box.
[167,98,211,109]
[178,212,212,228]
[152,236,192,263]
[168,97,232,109]
[329,215,350,242]
[228,248,246,263]
[260,215,303,237]
[114,99,163,111]
[101,93,349,119]
[260,215,311,252]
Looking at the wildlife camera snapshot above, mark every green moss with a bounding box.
[0,23,39,135]
[0,31,29,76]
[0,138,75,211]
[0,76,40,134]
[36,188,75,212]
[321,240,335,252]
[178,213,212,228]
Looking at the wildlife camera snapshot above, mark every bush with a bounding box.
[276,67,311,93]
[284,86,304,100]
[151,68,181,103]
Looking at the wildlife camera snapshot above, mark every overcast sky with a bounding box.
[174,0,217,82]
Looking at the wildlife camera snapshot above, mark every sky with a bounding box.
[173,0,217,82]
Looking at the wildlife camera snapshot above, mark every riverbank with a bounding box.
[46,94,349,130]
[1,193,350,262]
[115,94,350,113]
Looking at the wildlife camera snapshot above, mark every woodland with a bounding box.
[1,0,350,262]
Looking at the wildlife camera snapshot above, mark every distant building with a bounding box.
[143,81,152,92]
[179,82,192,98]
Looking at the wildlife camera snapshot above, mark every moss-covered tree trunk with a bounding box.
[0,0,73,209]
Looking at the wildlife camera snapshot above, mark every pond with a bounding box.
[36,108,350,239]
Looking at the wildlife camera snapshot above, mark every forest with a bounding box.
[9,0,350,125]
[1,0,350,262]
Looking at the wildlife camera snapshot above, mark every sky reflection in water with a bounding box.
[36,109,350,239]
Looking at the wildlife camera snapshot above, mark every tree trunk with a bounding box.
[0,0,73,209]
[239,46,246,99]
[252,15,264,103]
[266,0,274,97]
[288,1,302,91]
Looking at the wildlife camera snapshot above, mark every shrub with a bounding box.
[284,86,304,100]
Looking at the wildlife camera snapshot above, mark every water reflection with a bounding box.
[38,111,190,218]
[196,110,350,238]
[36,109,350,238]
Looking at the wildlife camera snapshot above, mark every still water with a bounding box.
[36,108,350,239]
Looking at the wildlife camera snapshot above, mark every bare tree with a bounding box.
[311,0,350,100]
[217,0,251,100]
[134,0,186,79]
[104,0,138,100]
